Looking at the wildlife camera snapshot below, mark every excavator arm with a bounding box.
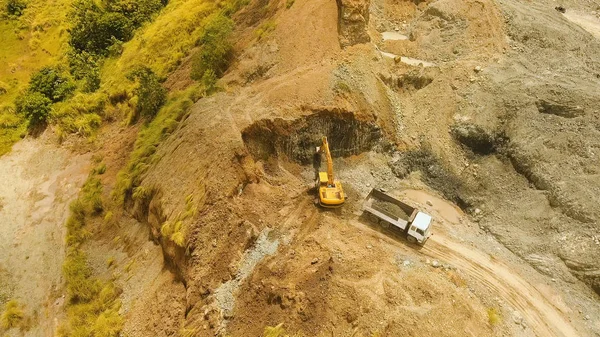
[322,136,334,186]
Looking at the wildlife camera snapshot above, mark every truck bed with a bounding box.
[363,189,417,230]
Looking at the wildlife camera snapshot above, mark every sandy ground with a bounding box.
[0,0,594,335]
[112,0,600,334]
[564,10,600,39]
[0,135,90,336]
[402,190,581,337]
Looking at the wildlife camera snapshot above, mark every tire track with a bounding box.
[421,234,579,337]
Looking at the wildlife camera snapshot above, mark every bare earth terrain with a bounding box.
[1,0,600,336]
[0,134,89,336]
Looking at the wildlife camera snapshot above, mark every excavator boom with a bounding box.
[322,136,335,185]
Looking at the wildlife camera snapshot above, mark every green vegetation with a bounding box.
[255,20,276,41]
[59,171,123,337]
[13,66,75,128]
[487,307,501,325]
[51,92,107,138]
[127,66,167,120]
[1,299,24,329]
[68,0,164,56]
[68,50,102,92]
[6,0,26,16]
[28,66,76,103]
[191,12,234,85]
[15,92,52,127]
[0,106,26,155]
[0,0,247,156]
[263,324,299,337]
[160,194,197,247]
[113,85,200,205]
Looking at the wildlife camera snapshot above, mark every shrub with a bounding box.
[127,66,166,119]
[200,69,217,93]
[52,92,107,137]
[63,249,102,302]
[1,299,24,329]
[104,0,165,27]
[191,13,234,81]
[15,92,52,126]
[487,307,501,325]
[81,176,104,215]
[28,67,76,102]
[68,0,134,55]
[69,0,165,56]
[68,50,102,92]
[255,20,276,41]
[6,0,26,16]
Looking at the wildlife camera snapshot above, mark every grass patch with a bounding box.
[263,324,288,337]
[487,307,501,325]
[255,19,276,41]
[179,327,197,337]
[112,85,201,205]
[59,170,123,337]
[160,194,197,247]
[1,299,24,329]
[0,0,72,153]
[0,105,26,156]
[334,80,351,93]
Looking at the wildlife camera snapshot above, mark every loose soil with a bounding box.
[0,134,90,336]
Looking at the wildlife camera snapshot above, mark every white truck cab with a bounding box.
[407,211,432,244]
[363,188,433,245]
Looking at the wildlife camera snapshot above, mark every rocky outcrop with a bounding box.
[336,0,370,47]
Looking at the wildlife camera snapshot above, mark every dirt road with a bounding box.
[394,190,582,337]
[0,136,89,336]
[423,236,578,337]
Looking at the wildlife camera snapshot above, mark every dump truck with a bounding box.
[363,188,432,244]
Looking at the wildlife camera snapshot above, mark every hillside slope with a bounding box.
[1,0,600,336]
[110,0,600,335]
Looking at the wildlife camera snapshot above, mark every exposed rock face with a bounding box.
[336,0,370,47]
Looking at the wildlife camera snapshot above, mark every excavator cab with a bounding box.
[316,137,345,208]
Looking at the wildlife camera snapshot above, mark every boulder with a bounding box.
[336,0,370,47]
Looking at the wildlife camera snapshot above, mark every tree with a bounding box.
[29,66,76,102]
[68,0,133,55]
[127,66,166,118]
[103,0,165,27]
[68,50,102,92]
[6,0,27,16]
[15,92,52,126]
[191,13,234,81]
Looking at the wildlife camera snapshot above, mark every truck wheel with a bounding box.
[407,235,417,244]
[380,221,390,229]
[367,213,379,224]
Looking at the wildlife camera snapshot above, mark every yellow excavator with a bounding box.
[316,136,346,208]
